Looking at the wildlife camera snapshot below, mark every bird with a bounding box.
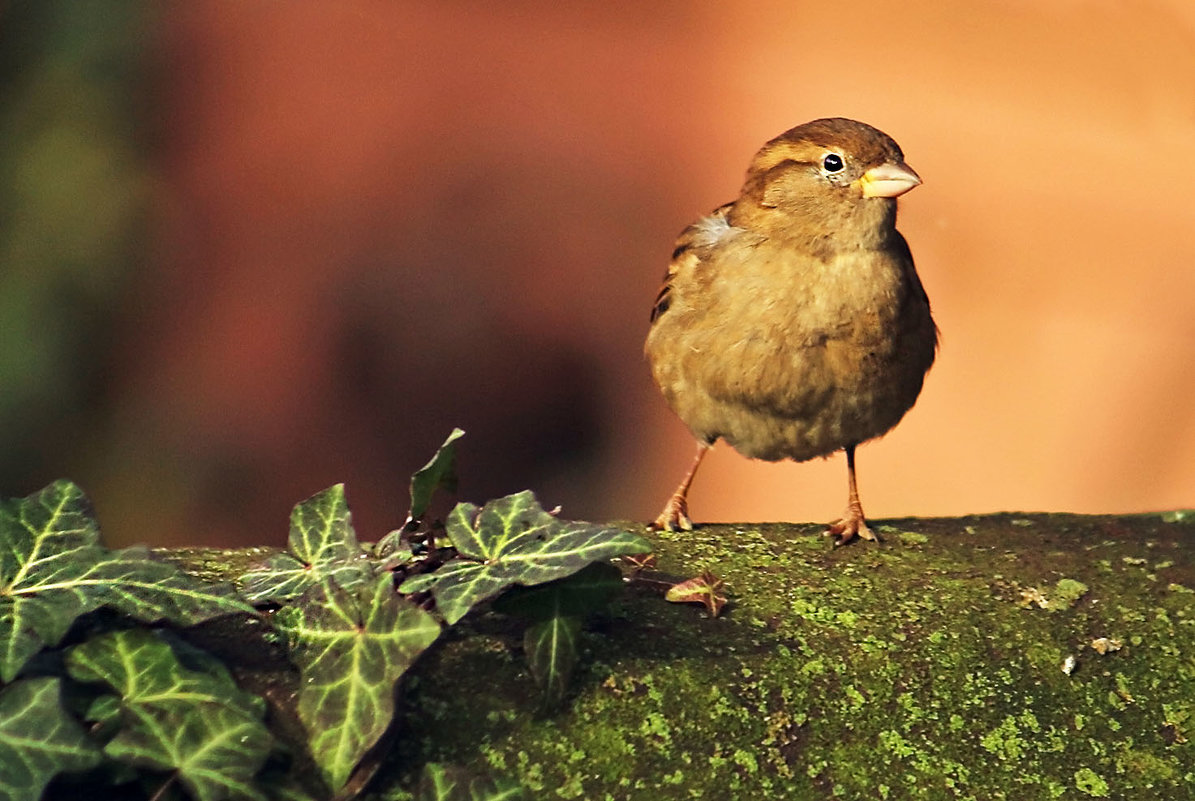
[644,117,936,545]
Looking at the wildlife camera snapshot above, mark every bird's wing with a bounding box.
[650,202,736,323]
[890,230,939,354]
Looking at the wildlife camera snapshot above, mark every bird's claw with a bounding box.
[651,497,694,532]
[825,506,877,546]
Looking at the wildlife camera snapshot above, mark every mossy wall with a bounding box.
[174,512,1195,799]
[393,513,1194,799]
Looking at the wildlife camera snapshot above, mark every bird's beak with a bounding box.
[859,162,921,198]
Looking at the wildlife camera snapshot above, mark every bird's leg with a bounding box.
[651,440,711,531]
[826,444,877,545]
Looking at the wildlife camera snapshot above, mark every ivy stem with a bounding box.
[148,773,178,801]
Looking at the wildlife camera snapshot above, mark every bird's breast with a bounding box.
[646,235,934,460]
[716,242,906,347]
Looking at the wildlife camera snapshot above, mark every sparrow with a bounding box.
[644,117,936,545]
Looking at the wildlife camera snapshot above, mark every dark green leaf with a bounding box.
[408,428,464,524]
[493,561,624,621]
[239,484,374,604]
[258,776,323,801]
[376,429,466,561]
[66,629,272,801]
[90,546,257,623]
[0,480,254,682]
[494,564,623,707]
[0,677,103,801]
[84,693,123,728]
[524,614,581,707]
[415,763,527,801]
[398,491,651,624]
[272,574,441,792]
[259,778,323,801]
[375,534,415,571]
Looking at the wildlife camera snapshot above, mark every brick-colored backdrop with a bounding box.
[21,2,1195,546]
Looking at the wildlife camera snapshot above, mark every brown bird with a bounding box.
[644,117,936,545]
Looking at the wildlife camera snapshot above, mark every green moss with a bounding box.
[1049,577,1089,611]
[732,749,759,774]
[1117,748,1176,783]
[1074,767,1110,797]
[980,715,1031,761]
[163,512,1195,800]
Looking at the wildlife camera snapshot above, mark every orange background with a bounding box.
[10,2,1195,546]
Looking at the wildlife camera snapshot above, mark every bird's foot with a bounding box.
[825,505,877,546]
[651,495,694,532]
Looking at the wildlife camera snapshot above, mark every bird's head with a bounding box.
[736,118,920,248]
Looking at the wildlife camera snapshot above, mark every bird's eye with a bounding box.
[822,153,845,173]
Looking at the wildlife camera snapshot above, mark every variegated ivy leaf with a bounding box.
[0,480,254,682]
[664,571,727,617]
[415,763,526,801]
[239,484,375,604]
[0,677,103,801]
[524,614,581,708]
[492,561,624,621]
[493,562,623,707]
[66,629,272,801]
[415,763,527,801]
[272,574,441,792]
[399,491,652,624]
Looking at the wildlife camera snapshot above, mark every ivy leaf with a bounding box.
[492,561,624,621]
[621,552,658,571]
[90,547,256,623]
[376,429,465,561]
[398,491,652,624]
[415,763,526,801]
[665,571,728,617]
[272,573,441,792]
[66,629,272,801]
[524,614,581,708]
[375,536,415,572]
[0,677,103,801]
[84,693,124,733]
[492,563,622,707]
[239,484,375,604]
[0,480,254,682]
[408,428,465,525]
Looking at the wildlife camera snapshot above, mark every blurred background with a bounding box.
[2,1,1193,548]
